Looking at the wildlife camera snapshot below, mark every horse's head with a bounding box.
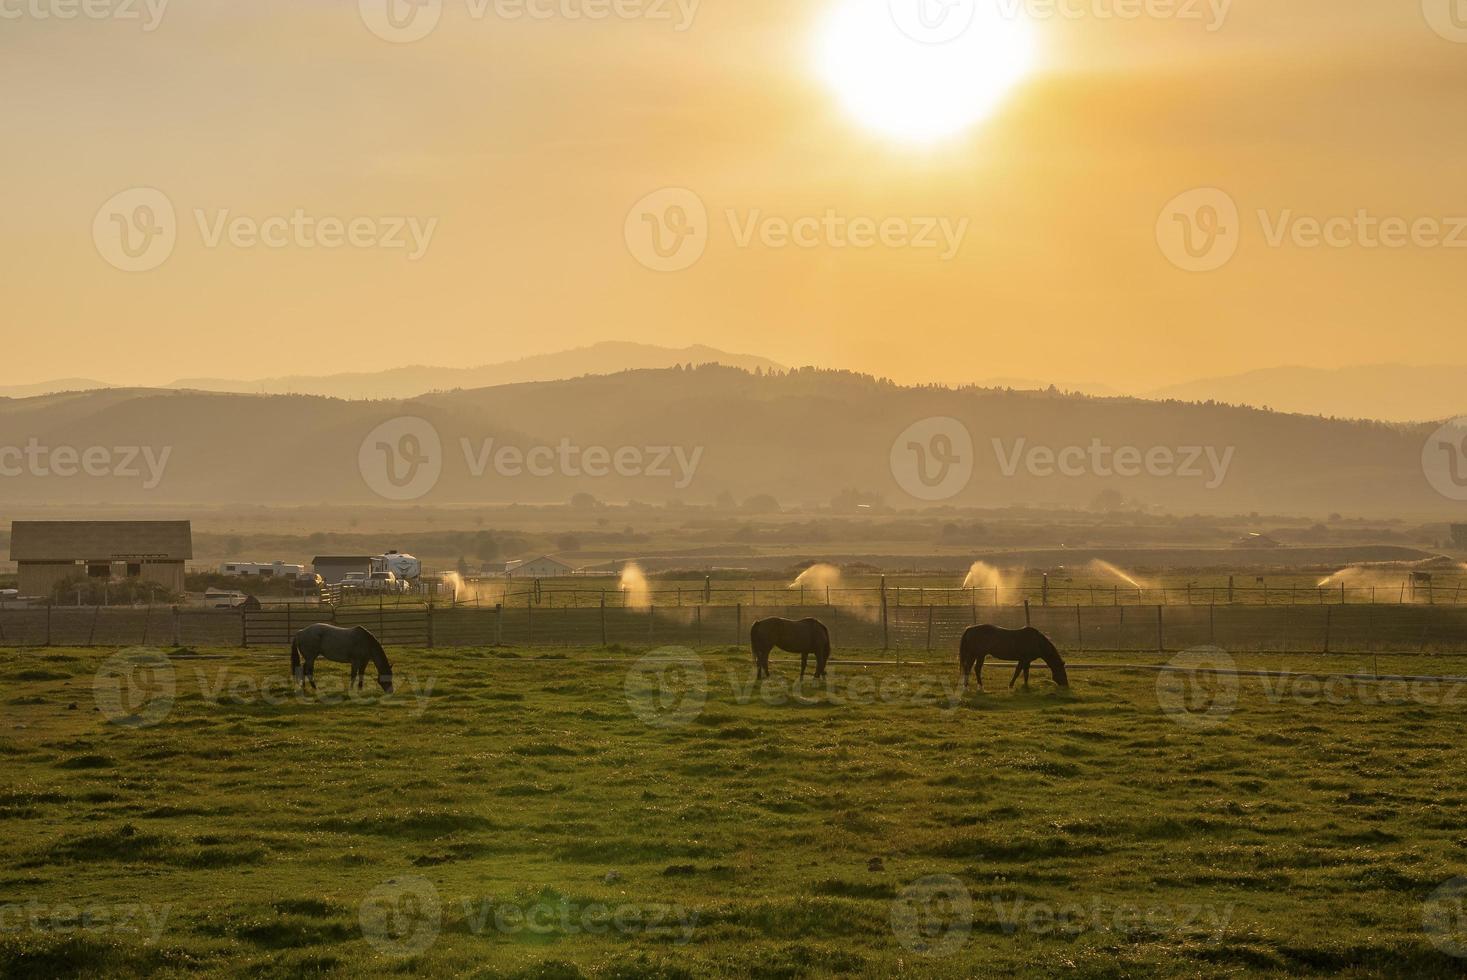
[377,672,394,694]
[1047,654,1070,688]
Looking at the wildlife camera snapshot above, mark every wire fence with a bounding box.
[463,582,1467,609]
[2,602,1465,656]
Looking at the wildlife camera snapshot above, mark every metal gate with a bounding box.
[242,606,430,647]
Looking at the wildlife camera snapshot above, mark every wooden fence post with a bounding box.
[735,603,742,645]
[1323,605,1332,654]
[1156,605,1164,653]
[925,605,934,653]
[1023,599,1031,628]
[494,603,503,647]
[881,588,890,650]
[600,593,608,647]
[1075,605,1083,654]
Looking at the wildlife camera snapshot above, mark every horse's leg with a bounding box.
[1009,660,1023,688]
[306,654,318,690]
[976,653,986,690]
[801,649,809,681]
[1023,660,1032,687]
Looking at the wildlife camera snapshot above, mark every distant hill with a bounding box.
[0,342,782,401]
[0,366,1457,517]
[1149,365,1467,423]
[167,342,783,399]
[0,378,114,399]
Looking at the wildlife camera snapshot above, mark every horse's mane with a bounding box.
[360,628,391,671]
[1032,628,1065,664]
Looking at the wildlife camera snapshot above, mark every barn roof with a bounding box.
[9,521,193,561]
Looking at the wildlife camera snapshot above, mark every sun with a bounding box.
[814,0,1038,144]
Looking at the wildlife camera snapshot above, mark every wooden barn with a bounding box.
[9,521,193,597]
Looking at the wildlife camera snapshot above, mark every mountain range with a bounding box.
[4,350,1463,424]
[0,366,1458,517]
[0,343,783,402]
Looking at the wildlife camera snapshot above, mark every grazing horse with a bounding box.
[750,617,831,680]
[291,623,394,693]
[959,625,1069,690]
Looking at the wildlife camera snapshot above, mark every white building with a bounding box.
[504,555,577,578]
[219,561,307,578]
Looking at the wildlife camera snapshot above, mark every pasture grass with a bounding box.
[1,644,1466,977]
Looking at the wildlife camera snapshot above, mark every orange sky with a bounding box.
[2,0,1464,390]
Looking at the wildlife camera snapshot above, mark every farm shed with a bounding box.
[505,555,578,578]
[9,520,192,597]
[312,555,374,585]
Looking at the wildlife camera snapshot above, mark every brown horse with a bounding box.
[750,617,831,680]
[959,625,1069,689]
[291,623,394,693]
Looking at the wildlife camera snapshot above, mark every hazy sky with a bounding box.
[3,0,1464,390]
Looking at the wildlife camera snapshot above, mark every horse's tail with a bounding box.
[290,636,302,683]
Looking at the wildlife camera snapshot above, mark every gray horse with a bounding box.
[291,623,394,693]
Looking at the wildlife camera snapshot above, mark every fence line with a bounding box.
[453,581,1467,609]
[2,602,1465,656]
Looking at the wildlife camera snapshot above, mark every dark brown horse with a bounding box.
[750,617,831,680]
[291,623,394,693]
[959,625,1069,689]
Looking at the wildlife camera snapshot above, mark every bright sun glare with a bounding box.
[815,0,1038,143]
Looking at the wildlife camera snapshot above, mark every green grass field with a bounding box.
[3,644,1467,978]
